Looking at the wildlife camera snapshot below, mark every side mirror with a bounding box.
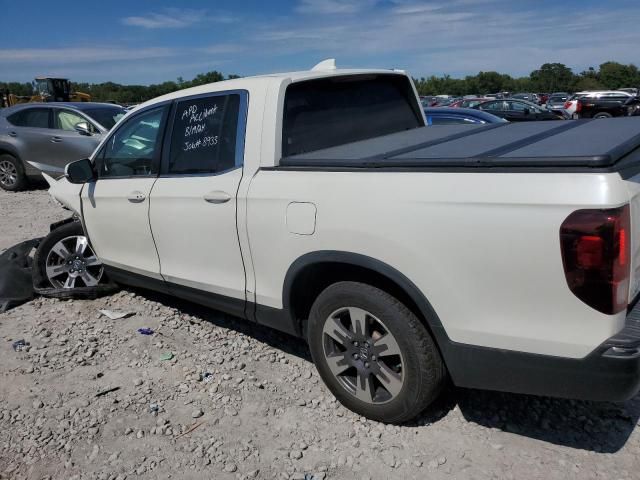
[75,121,92,136]
[65,158,96,184]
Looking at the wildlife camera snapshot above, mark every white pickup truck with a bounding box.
[38,61,640,423]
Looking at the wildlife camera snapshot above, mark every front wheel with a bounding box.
[33,221,104,289]
[307,281,446,423]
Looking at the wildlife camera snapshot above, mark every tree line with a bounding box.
[0,71,239,104]
[1,61,639,103]
[413,61,640,96]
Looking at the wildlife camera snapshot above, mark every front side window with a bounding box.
[167,93,241,175]
[97,106,166,178]
[481,101,503,111]
[55,109,96,132]
[7,108,50,128]
[83,107,126,130]
[508,101,528,112]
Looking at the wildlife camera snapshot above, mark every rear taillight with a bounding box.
[564,101,572,109]
[560,205,630,314]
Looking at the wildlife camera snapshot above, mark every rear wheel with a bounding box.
[33,221,104,289]
[594,112,613,119]
[307,281,446,423]
[0,153,27,191]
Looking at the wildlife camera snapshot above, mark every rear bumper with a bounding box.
[439,302,640,402]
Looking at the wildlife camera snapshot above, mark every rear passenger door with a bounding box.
[5,107,53,164]
[149,91,248,316]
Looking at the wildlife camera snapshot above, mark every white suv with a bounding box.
[564,91,634,118]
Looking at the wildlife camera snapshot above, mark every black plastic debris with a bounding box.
[0,238,41,313]
[12,339,30,352]
[0,236,119,313]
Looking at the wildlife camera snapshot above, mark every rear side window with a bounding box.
[7,108,50,128]
[168,94,241,175]
[282,74,423,157]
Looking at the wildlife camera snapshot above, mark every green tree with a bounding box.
[529,63,575,92]
[598,62,640,89]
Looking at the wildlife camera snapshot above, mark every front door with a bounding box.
[149,91,248,315]
[81,104,170,278]
[49,108,103,170]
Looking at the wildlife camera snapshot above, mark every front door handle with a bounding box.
[50,136,62,143]
[127,191,146,203]
[203,191,231,204]
[8,131,17,137]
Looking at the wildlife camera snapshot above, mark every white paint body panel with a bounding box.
[247,171,632,358]
[81,179,161,278]
[149,168,245,300]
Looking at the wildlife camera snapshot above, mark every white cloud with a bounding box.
[199,44,245,55]
[121,8,232,29]
[259,1,640,77]
[296,0,379,14]
[0,47,176,63]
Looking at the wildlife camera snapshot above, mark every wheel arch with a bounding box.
[283,251,446,339]
[0,142,21,159]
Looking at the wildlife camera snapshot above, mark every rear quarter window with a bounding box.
[7,108,50,128]
[282,74,423,157]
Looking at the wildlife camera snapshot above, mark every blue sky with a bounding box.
[1,0,639,84]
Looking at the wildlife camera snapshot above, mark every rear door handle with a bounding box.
[203,191,231,204]
[127,191,146,203]
[8,131,17,137]
[50,136,62,143]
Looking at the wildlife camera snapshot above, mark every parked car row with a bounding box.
[422,88,640,121]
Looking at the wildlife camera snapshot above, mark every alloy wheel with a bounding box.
[322,307,404,404]
[45,235,103,288]
[0,160,18,188]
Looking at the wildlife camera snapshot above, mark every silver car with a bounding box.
[0,102,126,191]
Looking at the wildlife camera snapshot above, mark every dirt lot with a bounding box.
[1,187,640,480]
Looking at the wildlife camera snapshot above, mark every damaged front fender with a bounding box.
[40,171,83,216]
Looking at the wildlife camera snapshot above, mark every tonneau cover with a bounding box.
[280,117,640,170]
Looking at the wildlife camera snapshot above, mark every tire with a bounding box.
[307,281,446,423]
[0,153,27,191]
[594,112,613,119]
[33,221,105,290]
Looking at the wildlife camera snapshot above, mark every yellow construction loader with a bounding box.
[1,77,91,107]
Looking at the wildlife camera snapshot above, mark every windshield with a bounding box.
[84,107,126,130]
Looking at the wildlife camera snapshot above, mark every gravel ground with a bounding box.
[1,187,640,480]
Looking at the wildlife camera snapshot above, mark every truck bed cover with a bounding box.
[280,118,640,173]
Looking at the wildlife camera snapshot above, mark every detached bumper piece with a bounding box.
[440,302,640,402]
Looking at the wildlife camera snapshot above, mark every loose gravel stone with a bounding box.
[192,409,204,418]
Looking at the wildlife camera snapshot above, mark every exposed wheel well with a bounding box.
[288,261,427,337]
